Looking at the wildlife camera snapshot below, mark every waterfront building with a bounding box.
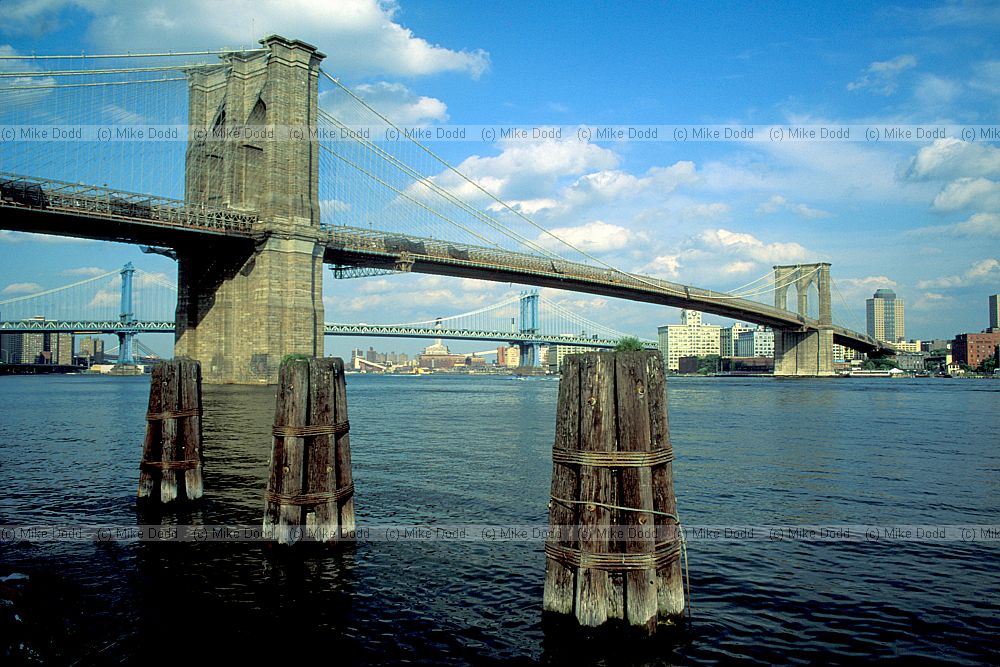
[896,352,928,372]
[77,336,105,365]
[735,326,774,358]
[832,343,861,362]
[721,357,774,373]
[951,331,1000,370]
[657,309,721,372]
[417,338,485,369]
[866,288,905,343]
[720,323,754,357]
[921,339,951,353]
[894,340,922,353]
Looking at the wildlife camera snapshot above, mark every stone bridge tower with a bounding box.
[175,35,326,383]
[772,263,834,376]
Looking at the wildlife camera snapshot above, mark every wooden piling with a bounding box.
[263,356,355,546]
[543,350,684,633]
[137,359,204,504]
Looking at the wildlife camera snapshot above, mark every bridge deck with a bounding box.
[324,226,888,353]
[0,175,890,354]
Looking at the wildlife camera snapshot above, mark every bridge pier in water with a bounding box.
[772,263,835,377]
[174,35,326,384]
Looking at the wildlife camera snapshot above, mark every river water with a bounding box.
[0,373,998,665]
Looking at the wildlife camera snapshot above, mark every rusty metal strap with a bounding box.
[552,446,674,467]
[544,541,681,571]
[272,421,350,438]
[266,483,354,507]
[140,459,200,471]
[146,407,201,421]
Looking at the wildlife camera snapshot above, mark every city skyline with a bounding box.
[2,2,999,357]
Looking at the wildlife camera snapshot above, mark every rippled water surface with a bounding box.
[1,373,998,664]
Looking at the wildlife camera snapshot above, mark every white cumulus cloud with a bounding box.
[909,212,1000,238]
[905,138,1000,181]
[538,220,632,253]
[4,0,489,79]
[917,258,1000,289]
[323,81,448,126]
[1,282,43,295]
[931,178,1000,212]
[427,139,619,206]
[699,228,810,265]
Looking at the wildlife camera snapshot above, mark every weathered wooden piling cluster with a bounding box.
[137,359,204,503]
[543,350,684,633]
[135,351,686,637]
[263,356,356,545]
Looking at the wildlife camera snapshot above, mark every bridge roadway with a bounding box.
[0,319,652,349]
[324,227,888,353]
[0,174,890,354]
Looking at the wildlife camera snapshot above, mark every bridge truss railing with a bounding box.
[0,172,258,234]
[326,225,809,327]
[322,322,650,349]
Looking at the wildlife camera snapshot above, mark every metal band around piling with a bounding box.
[145,407,201,421]
[544,541,681,571]
[551,446,674,467]
[266,483,355,507]
[271,421,350,438]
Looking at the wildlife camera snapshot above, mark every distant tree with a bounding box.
[697,355,721,375]
[978,357,998,374]
[614,336,644,351]
[862,357,898,370]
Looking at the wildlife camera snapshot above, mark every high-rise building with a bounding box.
[990,294,999,332]
[54,333,73,365]
[866,288,905,343]
[657,309,721,372]
[1,332,21,363]
[720,323,754,358]
[21,332,44,364]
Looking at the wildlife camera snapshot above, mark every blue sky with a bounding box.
[2,1,999,357]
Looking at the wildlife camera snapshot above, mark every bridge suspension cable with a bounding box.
[0,265,177,323]
[0,65,226,78]
[317,107,564,260]
[726,264,823,300]
[378,294,523,328]
[831,278,866,334]
[0,49,266,60]
[319,70,814,307]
